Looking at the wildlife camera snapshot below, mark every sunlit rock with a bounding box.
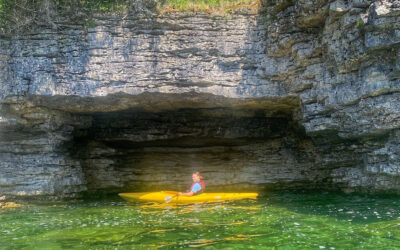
[0,0,399,197]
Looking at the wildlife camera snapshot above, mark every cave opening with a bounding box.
[67,95,325,194]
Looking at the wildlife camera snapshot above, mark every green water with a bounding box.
[1,191,400,249]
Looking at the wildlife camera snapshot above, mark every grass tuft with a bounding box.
[158,0,262,15]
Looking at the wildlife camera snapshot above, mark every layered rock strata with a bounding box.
[0,0,399,197]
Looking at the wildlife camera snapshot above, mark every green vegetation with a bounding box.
[67,0,127,13]
[356,19,364,30]
[0,0,10,28]
[158,0,261,14]
[0,0,262,35]
[0,0,129,35]
[0,1,4,27]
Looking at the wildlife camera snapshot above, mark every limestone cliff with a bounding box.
[0,0,399,197]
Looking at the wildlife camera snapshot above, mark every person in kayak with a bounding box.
[178,172,205,197]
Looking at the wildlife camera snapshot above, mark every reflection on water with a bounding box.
[1,190,400,249]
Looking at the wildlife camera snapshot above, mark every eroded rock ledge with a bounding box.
[1,0,400,197]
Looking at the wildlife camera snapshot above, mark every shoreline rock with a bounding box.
[0,202,22,209]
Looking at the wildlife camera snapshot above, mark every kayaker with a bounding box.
[178,172,205,197]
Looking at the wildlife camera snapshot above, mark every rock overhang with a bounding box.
[20,92,301,116]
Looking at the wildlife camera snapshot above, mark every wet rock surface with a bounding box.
[0,0,399,197]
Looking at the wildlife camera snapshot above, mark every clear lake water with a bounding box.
[1,190,400,249]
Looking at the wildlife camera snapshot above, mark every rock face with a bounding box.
[0,0,399,197]
[0,13,275,99]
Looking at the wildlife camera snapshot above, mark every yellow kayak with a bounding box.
[119,191,258,204]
